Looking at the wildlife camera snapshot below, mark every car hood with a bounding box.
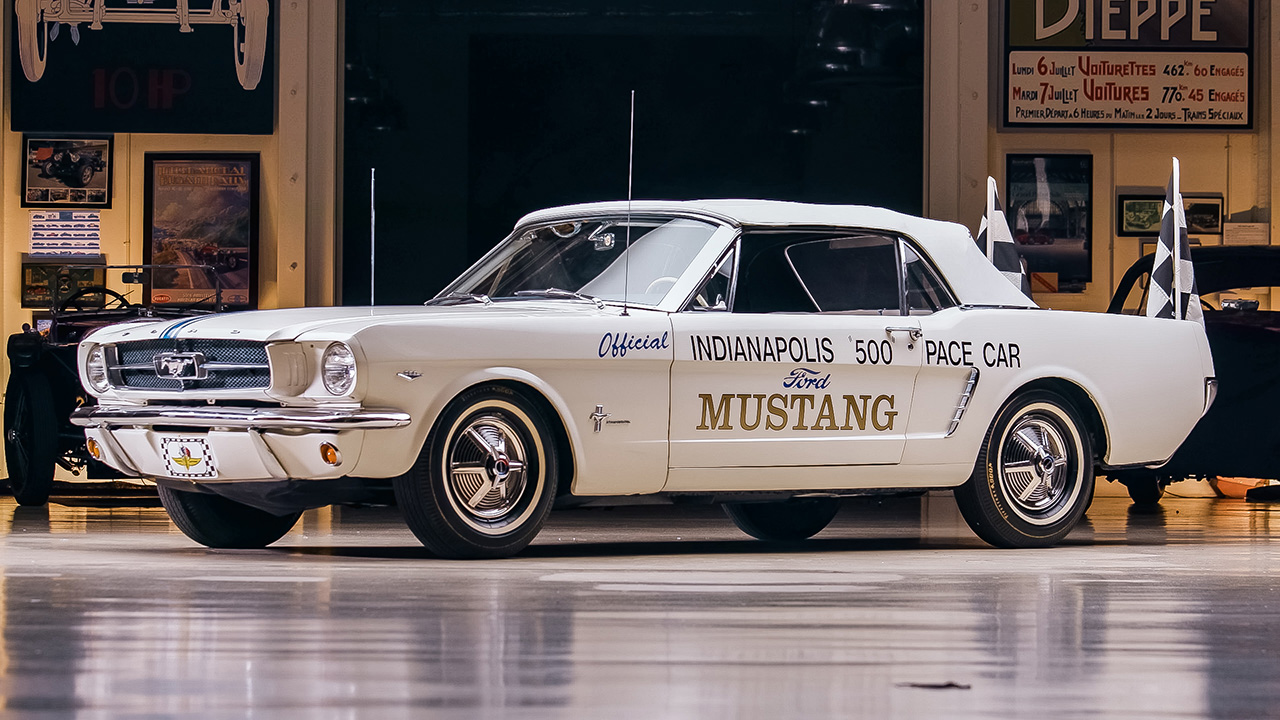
[84,302,636,345]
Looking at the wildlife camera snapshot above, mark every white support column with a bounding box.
[925,0,990,233]
[306,0,341,307]
[276,0,310,308]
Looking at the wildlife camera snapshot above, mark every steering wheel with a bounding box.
[56,286,134,313]
[645,276,679,295]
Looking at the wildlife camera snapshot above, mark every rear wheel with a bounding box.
[395,384,559,559]
[158,484,301,548]
[1121,473,1166,506]
[723,498,840,541]
[4,371,57,506]
[954,389,1094,548]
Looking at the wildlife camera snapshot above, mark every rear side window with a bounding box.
[902,242,955,314]
[785,235,900,312]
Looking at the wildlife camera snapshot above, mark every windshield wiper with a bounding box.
[426,292,493,306]
[513,288,605,309]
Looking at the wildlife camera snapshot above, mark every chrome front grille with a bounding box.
[108,339,271,391]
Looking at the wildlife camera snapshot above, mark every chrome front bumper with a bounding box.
[71,405,412,430]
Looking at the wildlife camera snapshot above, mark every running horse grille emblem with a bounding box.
[153,352,208,381]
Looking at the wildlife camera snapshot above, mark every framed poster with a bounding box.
[1005,154,1092,289]
[21,135,113,208]
[1003,0,1252,129]
[143,153,258,308]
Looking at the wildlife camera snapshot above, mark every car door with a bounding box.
[668,230,924,469]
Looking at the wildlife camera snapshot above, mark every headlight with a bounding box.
[321,343,357,395]
[86,344,111,393]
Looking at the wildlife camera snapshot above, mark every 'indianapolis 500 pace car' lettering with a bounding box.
[697,392,897,432]
[691,335,835,363]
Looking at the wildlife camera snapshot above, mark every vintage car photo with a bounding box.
[72,201,1216,557]
[1107,245,1280,502]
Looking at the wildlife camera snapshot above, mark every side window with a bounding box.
[785,235,900,313]
[685,247,735,311]
[902,242,956,314]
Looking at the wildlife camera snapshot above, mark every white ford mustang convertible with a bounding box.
[73,201,1216,557]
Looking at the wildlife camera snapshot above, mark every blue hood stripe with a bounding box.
[160,316,208,339]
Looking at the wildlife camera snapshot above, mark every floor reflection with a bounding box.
[0,495,1275,718]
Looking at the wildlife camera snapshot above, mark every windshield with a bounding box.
[441,216,722,306]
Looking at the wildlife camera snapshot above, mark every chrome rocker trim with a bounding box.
[71,405,412,430]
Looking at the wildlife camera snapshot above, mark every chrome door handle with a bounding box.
[885,326,922,340]
[885,326,922,349]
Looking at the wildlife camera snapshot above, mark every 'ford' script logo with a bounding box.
[154,352,207,380]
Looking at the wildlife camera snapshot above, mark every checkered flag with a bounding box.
[1145,158,1203,324]
[977,176,1032,297]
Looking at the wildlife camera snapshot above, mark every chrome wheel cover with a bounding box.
[996,404,1082,525]
[442,405,541,534]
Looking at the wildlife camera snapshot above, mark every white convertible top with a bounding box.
[520,199,1039,308]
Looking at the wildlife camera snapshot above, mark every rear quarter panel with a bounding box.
[907,307,1213,476]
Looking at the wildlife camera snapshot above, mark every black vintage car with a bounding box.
[39,145,107,188]
[4,265,227,505]
[1107,245,1280,503]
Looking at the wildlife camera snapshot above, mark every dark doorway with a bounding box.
[343,1,923,305]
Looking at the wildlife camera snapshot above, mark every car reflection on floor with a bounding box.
[0,493,1277,718]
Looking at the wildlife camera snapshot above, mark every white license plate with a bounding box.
[160,437,218,478]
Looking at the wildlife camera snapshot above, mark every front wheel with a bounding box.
[70,163,95,188]
[395,384,559,559]
[4,371,57,506]
[157,484,301,548]
[723,498,840,541]
[954,389,1094,548]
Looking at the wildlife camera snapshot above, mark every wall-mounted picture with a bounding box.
[1118,195,1164,236]
[1118,194,1224,236]
[1184,196,1224,235]
[21,135,113,208]
[1005,153,1093,289]
[143,153,259,309]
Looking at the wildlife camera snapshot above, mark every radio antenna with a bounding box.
[370,167,377,306]
[622,90,635,317]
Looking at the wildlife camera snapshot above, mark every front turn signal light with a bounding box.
[320,442,342,466]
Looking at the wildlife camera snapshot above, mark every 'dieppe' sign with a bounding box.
[1004,0,1252,129]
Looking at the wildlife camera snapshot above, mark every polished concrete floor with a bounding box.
[0,488,1276,719]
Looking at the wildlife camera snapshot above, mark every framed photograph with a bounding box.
[1183,195,1224,235]
[143,153,259,309]
[1118,195,1164,236]
[1119,194,1224,236]
[1005,154,1093,289]
[21,135,113,209]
